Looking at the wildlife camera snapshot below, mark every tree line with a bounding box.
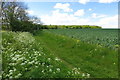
[1,1,43,32]
[43,25,101,29]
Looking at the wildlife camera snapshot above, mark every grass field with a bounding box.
[2,29,119,78]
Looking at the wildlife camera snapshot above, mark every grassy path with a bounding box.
[35,36,74,70]
[34,30,118,78]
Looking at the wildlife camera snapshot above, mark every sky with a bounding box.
[25,0,118,28]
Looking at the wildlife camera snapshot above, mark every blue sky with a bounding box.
[25,1,118,28]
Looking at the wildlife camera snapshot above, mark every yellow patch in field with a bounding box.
[1,30,6,32]
[77,40,80,43]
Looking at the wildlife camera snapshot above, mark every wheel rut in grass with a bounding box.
[35,36,75,70]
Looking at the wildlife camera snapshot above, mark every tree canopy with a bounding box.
[1,1,43,32]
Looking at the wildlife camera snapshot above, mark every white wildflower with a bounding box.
[55,57,60,61]
[82,73,85,77]
[17,73,22,77]
[42,70,44,73]
[56,68,60,72]
[48,58,51,61]
[87,73,90,78]
[49,69,52,72]
[21,63,25,65]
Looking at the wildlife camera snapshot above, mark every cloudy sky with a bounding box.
[25,0,118,28]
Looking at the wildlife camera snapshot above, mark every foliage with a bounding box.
[2,2,28,30]
[1,2,42,32]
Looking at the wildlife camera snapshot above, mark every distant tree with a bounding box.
[30,16,43,24]
[0,2,1,16]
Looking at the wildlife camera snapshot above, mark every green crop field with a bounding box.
[45,29,119,50]
[1,29,119,78]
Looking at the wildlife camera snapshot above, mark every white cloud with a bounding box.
[74,9,85,16]
[40,9,118,28]
[97,15,118,28]
[91,13,97,18]
[54,3,73,12]
[78,0,90,4]
[88,8,92,11]
[78,0,118,4]
[26,10,34,15]
[89,15,118,28]
[99,0,117,3]
[91,13,107,18]
[40,10,89,25]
